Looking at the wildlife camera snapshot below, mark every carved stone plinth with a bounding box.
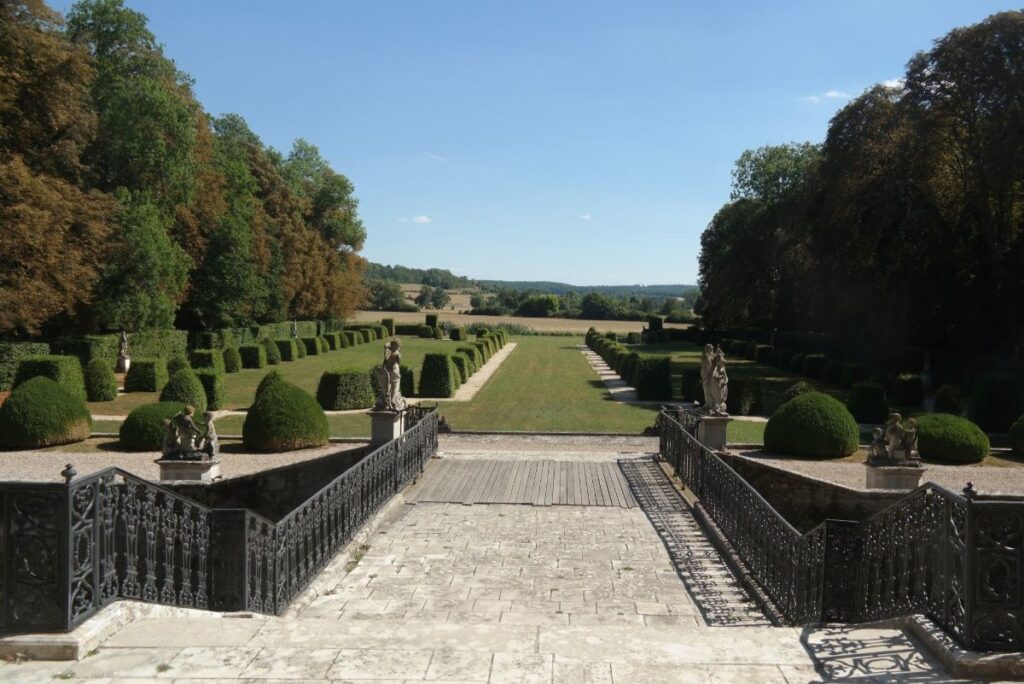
[156,458,221,483]
[368,409,405,447]
[865,463,925,490]
[117,356,131,373]
[697,415,730,451]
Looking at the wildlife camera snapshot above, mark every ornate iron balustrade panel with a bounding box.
[659,408,1024,652]
[261,408,438,614]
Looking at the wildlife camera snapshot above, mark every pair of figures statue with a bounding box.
[699,344,729,416]
[161,406,218,461]
[868,412,920,466]
[374,337,406,412]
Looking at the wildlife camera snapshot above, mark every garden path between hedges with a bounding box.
[89,343,519,421]
[0,435,958,683]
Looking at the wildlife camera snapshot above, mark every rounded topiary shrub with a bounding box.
[783,380,814,402]
[968,373,1021,433]
[451,354,471,384]
[1011,415,1024,456]
[317,368,375,410]
[419,354,458,398]
[195,369,225,410]
[85,359,118,402]
[296,340,307,358]
[916,413,989,464]
[256,370,284,399]
[0,377,91,449]
[262,338,281,365]
[159,369,208,413]
[14,355,86,402]
[846,382,888,424]
[934,384,964,415]
[764,392,859,458]
[120,402,184,451]
[167,355,191,376]
[223,347,242,373]
[238,344,267,369]
[243,380,328,452]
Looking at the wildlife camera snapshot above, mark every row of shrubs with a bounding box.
[585,328,672,401]
[313,329,509,409]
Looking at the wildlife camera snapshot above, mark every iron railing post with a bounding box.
[820,519,859,622]
[207,509,249,612]
[962,484,976,650]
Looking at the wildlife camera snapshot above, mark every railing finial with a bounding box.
[61,463,77,484]
[963,481,976,499]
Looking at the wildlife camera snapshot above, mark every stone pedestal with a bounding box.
[697,415,730,451]
[865,464,925,490]
[368,409,405,447]
[155,459,220,483]
[117,356,131,373]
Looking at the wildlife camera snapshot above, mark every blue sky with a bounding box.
[53,1,1017,285]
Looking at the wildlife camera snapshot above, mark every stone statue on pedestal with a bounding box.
[374,338,407,412]
[867,412,921,466]
[116,330,131,373]
[161,406,218,461]
[700,344,729,416]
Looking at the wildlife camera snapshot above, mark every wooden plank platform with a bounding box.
[411,459,637,508]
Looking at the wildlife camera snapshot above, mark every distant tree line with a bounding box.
[696,11,1024,358]
[470,289,695,321]
[0,0,366,339]
[365,263,474,290]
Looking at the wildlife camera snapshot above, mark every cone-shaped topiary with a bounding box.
[764,392,858,458]
[419,354,458,398]
[256,370,285,399]
[223,347,242,373]
[243,380,328,452]
[916,413,989,464]
[85,359,118,402]
[0,377,91,449]
[159,369,207,413]
[120,402,184,451]
[846,382,888,424]
[317,368,375,410]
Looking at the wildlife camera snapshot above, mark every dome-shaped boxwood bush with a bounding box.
[1010,415,1024,456]
[120,402,184,451]
[916,413,989,464]
[846,382,888,424]
[783,380,814,402]
[159,369,207,413]
[14,355,86,402]
[296,339,307,358]
[968,373,1021,433]
[764,392,859,458]
[262,338,281,365]
[256,370,284,399]
[85,359,118,402]
[419,354,458,398]
[223,347,242,373]
[317,368,375,410]
[0,377,91,449]
[243,380,328,452]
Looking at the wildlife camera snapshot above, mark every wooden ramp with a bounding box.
[411,459,637,508]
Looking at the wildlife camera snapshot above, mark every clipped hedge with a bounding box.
[474,341,490,363]
[0,341,50,391]
[382,318,395,336]
[323,332,340,351]
[451,354,471,384]
[167,355,190,375]
[223,347,242,373]
[893,374,925,407]
[726,379,763,416]
[301,337,321,356]
[239,344,267,369]
[124,358,169,392]
[85,359,118,402]
[344,331,360,346]
[400,365,415,397]
[190,349,226,375]
[680,367,703,403]
[263,338,281,365]
[783,380,814,402]
[419,354,458,398]
[159,369,208,414]
[417,325,433,338]
[426,314,439,328]
[195,369,225,410]
[275,338,299,362]
[457,346,482,368]
[764,392,858,458]
[846,382,888,424]
[802,354,827,379]
[934,385,964,415]
[13,355,86,402]
[243,380,328,452]
[0,377,91,449]
[119,402,184,451]
[451,328,465,342]
[916,414,989,464]
[634,356,673,401]
[296,338,307,358]
[968,373,1021,432]
[317,368,375,410]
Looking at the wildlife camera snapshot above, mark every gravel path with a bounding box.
[731,448,1024,495]
[0,440,368,483]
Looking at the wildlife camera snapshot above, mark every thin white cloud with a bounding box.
[412,215,433,224]
[882,78,904,89]
[578,213,592,221]
[800,89,852,105]
[423,152,447,163]
[397,217,408,223]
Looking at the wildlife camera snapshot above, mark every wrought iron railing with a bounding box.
[659,409,1024,652]
[0,408,438,635]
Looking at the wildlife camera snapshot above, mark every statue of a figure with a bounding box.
[901,417,919,462]
[198,411,219,459]
[873,412,920,465]
[290,321,298,338]
[885,413,904,455]
[700,344,729,416]
[161,405,213,461]
[374,338,406,412]
[868,427,888,464]
[117,330,131,373]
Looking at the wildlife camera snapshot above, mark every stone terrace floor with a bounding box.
[0,435,973,683]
